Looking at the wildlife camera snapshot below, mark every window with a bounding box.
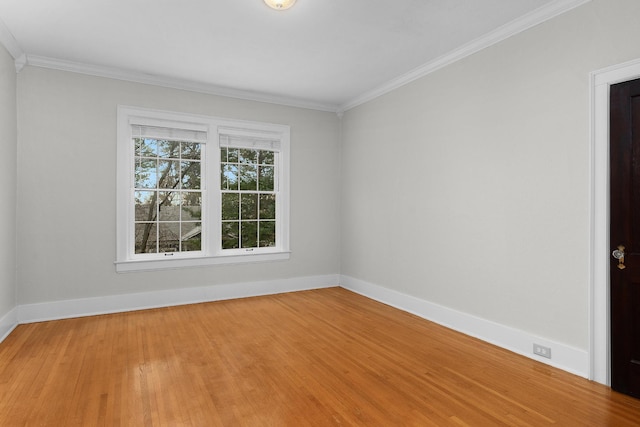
[116,106,290,272]
[133,125,204,255]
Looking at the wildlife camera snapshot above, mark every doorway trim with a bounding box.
[590,58,640,385]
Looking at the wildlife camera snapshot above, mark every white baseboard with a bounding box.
[0,307,18,343]
[5,273,590,380]
[17,274,339,324]
[339,275,589,378]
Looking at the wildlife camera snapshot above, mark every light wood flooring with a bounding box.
[1,287,639,426]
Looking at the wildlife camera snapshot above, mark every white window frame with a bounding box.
[116,106,290,272]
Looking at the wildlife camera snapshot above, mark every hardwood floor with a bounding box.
[1,287,639,426]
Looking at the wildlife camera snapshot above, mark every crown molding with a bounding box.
[338,0,592,113]
[24,55,340,113]
[0,17,25,71]
[7,0,590,114]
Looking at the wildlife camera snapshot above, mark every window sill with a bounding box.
[115,251,291,273]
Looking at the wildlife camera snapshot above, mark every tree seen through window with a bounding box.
[134,138,202,254]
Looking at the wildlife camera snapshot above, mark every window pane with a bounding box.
[228,148,239,163]
[181,142,201,160]
[258,166,274,191]
[158,160,180,189]
[158,140,180,158]
[222,193,239,220]
[239,149,257,164]
[222,222,239,249]
[241,221,258,248]
[134,138,143,156]
[222,164,238,190]
[258,150,274,165]
[239,165,257,191]
[259,194,276,219]
[241,193,258,220]
[158,191,179,221]
[158,222,180,252]
[135,138,157,157]
[135,222,157,254]
[181,222,201,251]
[259,221,276,247]
[135,191,157,221]
[220,147,228,163]
[135,158,157,189]
[181,161,201,189]
[181,192,202,220]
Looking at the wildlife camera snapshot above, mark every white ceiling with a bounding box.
[0,0,584,112]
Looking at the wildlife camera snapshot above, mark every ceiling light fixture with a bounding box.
[264,0,297,10]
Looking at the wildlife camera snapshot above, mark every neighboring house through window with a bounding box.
[116,106,290,272]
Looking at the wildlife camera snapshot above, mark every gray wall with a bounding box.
[16,67,341,304]
[0,44,16,320]
[340,0,640,351]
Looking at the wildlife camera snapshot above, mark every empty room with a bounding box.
[2,0,640,425]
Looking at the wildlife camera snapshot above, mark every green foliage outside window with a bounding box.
[220,147,276,250]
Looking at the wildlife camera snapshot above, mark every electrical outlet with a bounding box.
[533,344,551,359]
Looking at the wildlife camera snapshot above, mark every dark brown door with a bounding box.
[610,78,640,398]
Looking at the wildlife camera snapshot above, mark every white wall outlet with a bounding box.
[533,343,551,359]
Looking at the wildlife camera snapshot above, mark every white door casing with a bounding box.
[590,58,640,385]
